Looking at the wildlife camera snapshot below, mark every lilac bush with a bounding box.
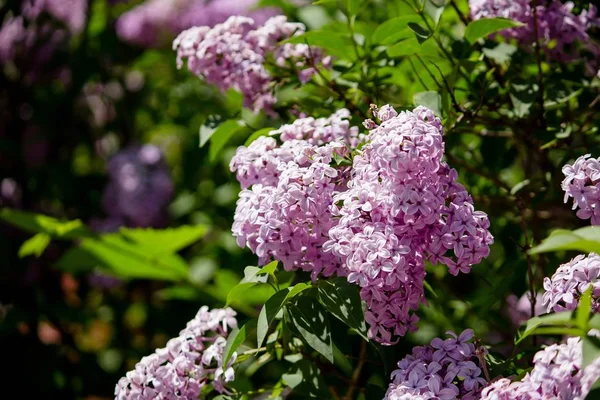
[115,306,238,399]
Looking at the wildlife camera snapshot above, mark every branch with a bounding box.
[531,0,547,130]
[345,341,367,400]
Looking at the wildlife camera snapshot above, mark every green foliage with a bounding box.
[530,227,600,255]
[464,18,524,44]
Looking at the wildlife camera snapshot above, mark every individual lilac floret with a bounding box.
[116,0,279,48]
[385,330,488,400]
[326,105,493,344]
[115,306,238,399]
[230,111,358,279]
[505,292,545,327]
[469,0,599,67]
[481,337,600,400]
[102,145,174,228]
[173,15,330,114]
[562,154,600,225]
[542,253,600,313]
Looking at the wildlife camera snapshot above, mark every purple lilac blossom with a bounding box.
[231,109,360,279]
[326,106,493,344]
[173,15,331,114]
[384,330,488,400]
[562,154,600,225]
[102,145,174,228]
[115,306,238,399]
[480,336,600,400]
[116,0,279,48]
[542,252,600,313]
[231,106,492,345]
[469,0,599,69]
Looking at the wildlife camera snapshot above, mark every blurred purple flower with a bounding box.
[101,145,174,228]
[505,292,545,327]
[116,0,280,47]
[469,0,599,72]
[0,178,22,208]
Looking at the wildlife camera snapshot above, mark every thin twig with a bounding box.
[345,341,367,400]
[531,0,547,130]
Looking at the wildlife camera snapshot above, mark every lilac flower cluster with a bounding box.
[385,330,488,400]
[542,252,600,313]
[481,336,600,400]
[101,145,174,228]
[0,0,87,64]
[116,0,279,48]
[231,110,359,279]
[231,106,492,344]
[115,306,238,399]
[469,0,599,68]
[326,106,493,344]
[562,154,600,225]
[174,16,331,114]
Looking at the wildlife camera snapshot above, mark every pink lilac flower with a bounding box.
[562,154,600,225]
[469,0,599,69]
[231,106,491,345]
[385,330,488,400]
[115,306,238,399]
[231,110,358,279]
[481,337,600,400]
[102,145,174,228]
[542,253,600,313]
[173,15,330,114]
[116,0,279,48]
[326,106,493,344]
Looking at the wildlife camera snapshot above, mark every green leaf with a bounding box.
[372,16,421,45]
[424,0,445,26]
[207,120,248,163]
[386,38,440,58]
[244,127,275,146]
[257,288,291,347]
[282,359,328,398]
[408,22,431,44]
[223,319,257,366]
[465,17,524,44]
[226,282,261,307]
[413,91,442,117]
[317,278,368,340]
[516,311,574,345]
[55,234,189,281]
[0,208,91,239]
[18,233,51,258]
[283,31,355,59]
[577,287,593,330]
[582,336,600,368]
[530,227,600,255]
[345,0,362,16]
[285,296,334,363]
[119,225,209,255]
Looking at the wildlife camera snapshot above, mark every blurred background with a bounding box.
[1,0,598,398]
